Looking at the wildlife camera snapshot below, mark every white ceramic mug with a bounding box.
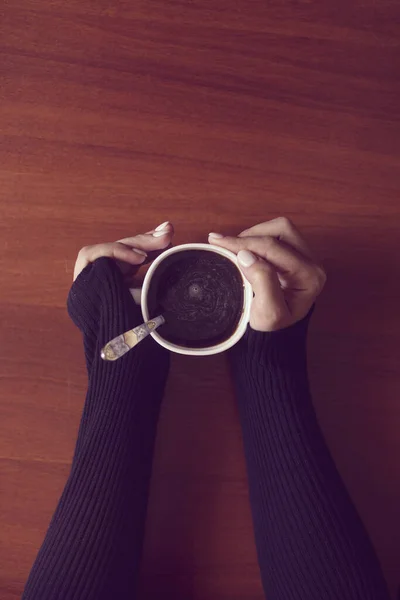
[130,243,253,356]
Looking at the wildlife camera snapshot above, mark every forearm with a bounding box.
[228,317,390,600]
[23,354,168,600]
[23,257,170,599]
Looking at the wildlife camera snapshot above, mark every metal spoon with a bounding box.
[101,315,165,361]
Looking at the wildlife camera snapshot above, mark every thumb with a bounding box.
[237,250,290,331]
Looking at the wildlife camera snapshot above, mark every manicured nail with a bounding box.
[155,221,170,231]
[208,232,224,239]
[132,248,147,256]
[238,249,256,267]
[153,230,169,237]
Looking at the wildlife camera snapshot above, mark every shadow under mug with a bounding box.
[130,243,253,356]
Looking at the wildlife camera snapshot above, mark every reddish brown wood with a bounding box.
[1,1,399,598]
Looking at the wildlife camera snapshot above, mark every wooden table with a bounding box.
[1,1,399,598]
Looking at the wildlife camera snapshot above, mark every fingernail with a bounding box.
[132,248,147,256]
[155,221,170,231]
[238,249,256,267]
[153,230,169,237]
[208,232,224,239]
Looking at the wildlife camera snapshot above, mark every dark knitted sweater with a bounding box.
[22,257,390,600]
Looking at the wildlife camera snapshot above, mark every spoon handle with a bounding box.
[101,315,165,361]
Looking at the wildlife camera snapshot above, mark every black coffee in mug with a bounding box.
[147,250,244,348]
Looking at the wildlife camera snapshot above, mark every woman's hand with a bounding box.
[208,217,326,332]
[73,221,174,283]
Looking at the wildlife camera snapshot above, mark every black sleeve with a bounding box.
[227,311,390,600]
[22,257,170,600]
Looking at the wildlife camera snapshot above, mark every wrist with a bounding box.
[228,305,314,369]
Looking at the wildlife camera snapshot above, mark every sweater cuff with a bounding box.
[67,257,142,339]
[228,305,314,370]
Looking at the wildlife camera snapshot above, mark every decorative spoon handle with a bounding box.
[101,315,165,361]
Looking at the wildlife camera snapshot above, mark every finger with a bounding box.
[117,224,174,252]
[73,242,147,281]
[144,220,174,236]
[210,233,326,302]
[209,234,313,283]
[238,217,314,260]
[237,250,290,331]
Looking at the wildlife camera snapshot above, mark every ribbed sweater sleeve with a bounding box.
[227,311,390,600]
[22,257,170,600]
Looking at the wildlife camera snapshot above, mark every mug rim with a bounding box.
[141,242,253,356]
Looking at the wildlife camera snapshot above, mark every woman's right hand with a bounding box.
[208,217,326,332]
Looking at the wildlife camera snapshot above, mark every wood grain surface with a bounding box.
[1,1,399,598]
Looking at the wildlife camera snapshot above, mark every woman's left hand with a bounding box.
[73,221,174,283]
